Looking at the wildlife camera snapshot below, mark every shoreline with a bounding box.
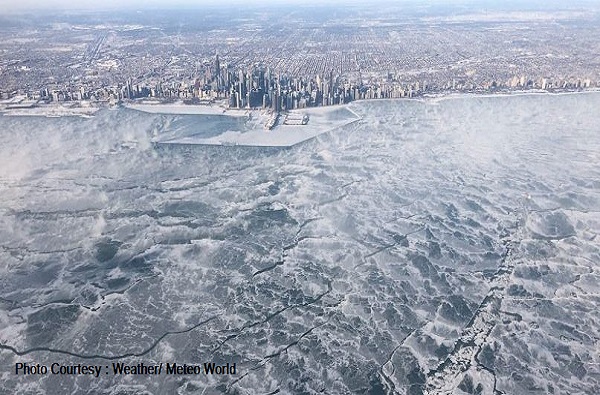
[0,104,100,118]
[124,98,361,120]
[422,87,600,103]
[123,100,250,117]
[2,88,597,119]
[145,88,597,148]
[349,87,600,106]
[125,88,600,117]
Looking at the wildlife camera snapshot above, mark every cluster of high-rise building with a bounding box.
[105,55,405,111]
[4,55,597,113]
[2,6,600,112]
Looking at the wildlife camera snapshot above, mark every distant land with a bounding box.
[1,1,599,116]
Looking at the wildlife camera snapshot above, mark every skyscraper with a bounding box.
[214,54,220,79]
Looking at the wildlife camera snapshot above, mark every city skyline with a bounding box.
[2,1,599,116]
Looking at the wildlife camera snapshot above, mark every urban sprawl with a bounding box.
[1,5,600,112]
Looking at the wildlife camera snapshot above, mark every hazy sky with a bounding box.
[0,0,589,14]
[0,0,470,14]
[2,0,215,12]
[0,0,382,13]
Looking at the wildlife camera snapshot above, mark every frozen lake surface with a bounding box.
[126,102,361,147]
[0,93,599,394]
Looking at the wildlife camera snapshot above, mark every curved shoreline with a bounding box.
[124,88,600,117]
[123,101,249,117]
[423,88,600,102]
[2,89,596,119]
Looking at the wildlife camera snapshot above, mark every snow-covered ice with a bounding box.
[0,92,599,394]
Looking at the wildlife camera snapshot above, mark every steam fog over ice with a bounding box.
[0,93,599,394]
